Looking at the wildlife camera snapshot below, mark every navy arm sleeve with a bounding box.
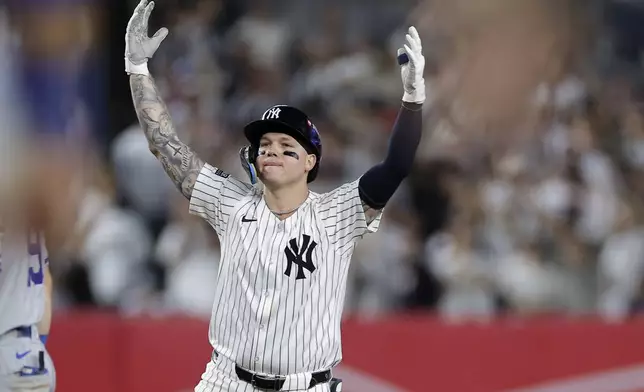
[358,102,423,209]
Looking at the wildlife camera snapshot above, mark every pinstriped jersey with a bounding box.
[189,163,382,383]
[0,227,49,336]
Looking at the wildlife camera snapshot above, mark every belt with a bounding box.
[13,326,32,338]
[234,365,332,391]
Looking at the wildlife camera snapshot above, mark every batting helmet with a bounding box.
[243,105,322,183]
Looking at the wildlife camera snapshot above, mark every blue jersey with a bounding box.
[0,228,49,335]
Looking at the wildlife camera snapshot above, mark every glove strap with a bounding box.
[403,78,426,104]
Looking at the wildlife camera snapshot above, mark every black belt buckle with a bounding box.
[235,363,331,391]
[236,365,286,391]
[253,374,286,390]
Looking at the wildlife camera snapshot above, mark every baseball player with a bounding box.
[125,1,425,390]
[0,226,56,392]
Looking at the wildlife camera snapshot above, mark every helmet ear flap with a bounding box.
[248,144,259,165]
[239,145,260,185]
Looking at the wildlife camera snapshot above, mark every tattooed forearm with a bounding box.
[129,73,204,198]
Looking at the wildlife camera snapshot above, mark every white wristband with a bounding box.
[125,58,149,76]
[403,79,426,104]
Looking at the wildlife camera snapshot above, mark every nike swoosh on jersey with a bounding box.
[241,216,257,223]
[15,350,31,359]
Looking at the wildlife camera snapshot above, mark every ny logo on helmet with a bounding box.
[263,107,281,120]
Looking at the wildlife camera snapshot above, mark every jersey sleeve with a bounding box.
[189,163,253,236]
[317,178,383,250]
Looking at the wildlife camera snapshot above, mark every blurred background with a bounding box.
[3,0,644,391]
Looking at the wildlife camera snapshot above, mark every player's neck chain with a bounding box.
[266,192,309,216]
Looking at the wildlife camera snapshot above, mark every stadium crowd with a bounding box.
[3,0,644,322]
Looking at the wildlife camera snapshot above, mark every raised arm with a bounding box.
[129,74,204,198]
[359,26,426,222]
[125,0,203,199]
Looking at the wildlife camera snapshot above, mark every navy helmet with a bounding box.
[244,105,322,183]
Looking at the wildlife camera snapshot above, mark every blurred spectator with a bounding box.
[76,168,153,309]
[160,195,221,317]
[111,123,175,235]
[597,201,644,320]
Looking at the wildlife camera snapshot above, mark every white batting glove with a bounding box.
[398,26,426,104]
[125,0,169,76]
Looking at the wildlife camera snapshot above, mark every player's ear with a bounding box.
[305,154,316,172]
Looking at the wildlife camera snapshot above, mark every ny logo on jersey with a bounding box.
[284,235,317,280]
[263,107,281,120]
